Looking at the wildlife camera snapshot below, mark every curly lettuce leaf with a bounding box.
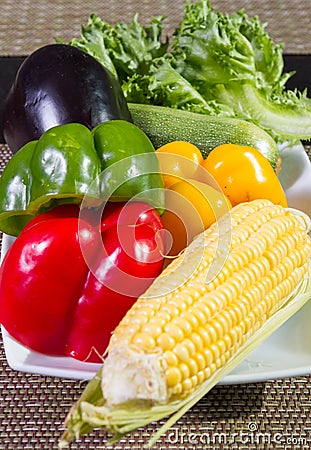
[172,0,311,141]
[68,12,229,115]
[104,14,169,79]
[64,14,118,79]
[67,13,169,82]
[64,0,311,142]
[123,57,234,115]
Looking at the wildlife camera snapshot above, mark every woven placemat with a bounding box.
[0,144,311,449]
[1,0,311,56]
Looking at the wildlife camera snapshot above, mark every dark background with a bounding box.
[0,57,25,143]
[0,55,311,144]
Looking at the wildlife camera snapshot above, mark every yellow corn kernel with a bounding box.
[190,332,204,351]
[141,323,163,338]
[132,333,156,351]
[179,362,190,380]
[174,342,190,362]
[103,200,311,406]
[157,333,175,351]
[166,367,182,387]
[181,378,193,392]
[195,352,206,371]
[164,322,184,342]
[164,350,178,367]
[187,358,199,376]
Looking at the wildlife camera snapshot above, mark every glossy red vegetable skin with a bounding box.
[0,202,165,362]
[0,211,97,355]
[3,44,132,153]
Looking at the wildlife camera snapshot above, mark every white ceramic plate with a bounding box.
[1,141,311,384]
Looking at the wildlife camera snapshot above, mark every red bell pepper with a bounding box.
[0,202,165,363]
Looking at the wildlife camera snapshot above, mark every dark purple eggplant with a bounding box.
[2,44,132,153]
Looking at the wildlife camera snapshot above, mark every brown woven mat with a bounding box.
[0,143,311,449]
[1,0,311,56]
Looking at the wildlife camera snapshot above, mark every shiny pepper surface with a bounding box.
[0,120,164,236]
[0,202,165,363]
[201,144,288,207]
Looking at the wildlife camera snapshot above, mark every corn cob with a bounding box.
[59,199,311,448]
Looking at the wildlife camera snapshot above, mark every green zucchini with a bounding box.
[128,103,280,170]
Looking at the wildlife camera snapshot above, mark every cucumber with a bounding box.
[128,103,280,170]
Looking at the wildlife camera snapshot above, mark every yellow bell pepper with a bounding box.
[161,178,231,259]
[201,144,288,207]
[156,141,204,188]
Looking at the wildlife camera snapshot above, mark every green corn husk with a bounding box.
[59,260,311,449]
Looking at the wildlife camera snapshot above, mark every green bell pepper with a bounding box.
[0,121,164,236]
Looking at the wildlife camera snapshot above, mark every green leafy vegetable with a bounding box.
[171,2,311,141]
[63,0,311,141]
